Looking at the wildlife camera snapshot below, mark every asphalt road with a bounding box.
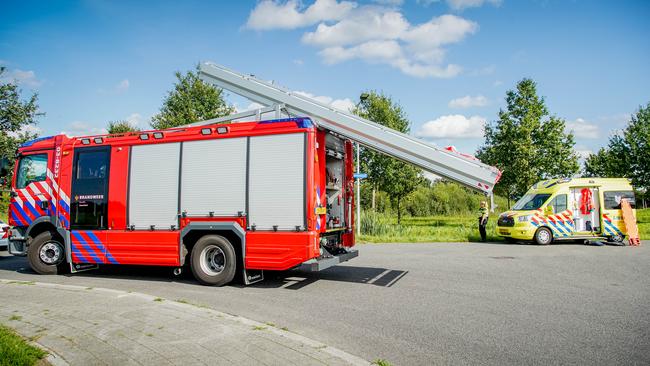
[1,242,649,365]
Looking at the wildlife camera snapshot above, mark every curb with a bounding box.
[1,279,370,366]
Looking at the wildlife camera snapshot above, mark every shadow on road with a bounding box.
[250,266,409,290]
[0,253,408,289]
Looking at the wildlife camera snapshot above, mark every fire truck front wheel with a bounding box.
[27,231,66,275]
[190,235,237,286]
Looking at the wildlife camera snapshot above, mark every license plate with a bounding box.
[499,229,510,235]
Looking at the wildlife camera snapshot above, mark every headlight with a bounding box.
[518,215,532,222]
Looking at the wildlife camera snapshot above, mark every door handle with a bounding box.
[39,201,49,210]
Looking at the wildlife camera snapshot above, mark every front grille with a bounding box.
[498,216,515,227]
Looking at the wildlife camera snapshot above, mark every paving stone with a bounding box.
[0,280,368,366]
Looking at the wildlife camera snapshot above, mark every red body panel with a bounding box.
[104,231,180,266]
[10,119,356,271]
[245,231,319,270]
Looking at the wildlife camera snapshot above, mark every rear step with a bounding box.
[299,249,359,272]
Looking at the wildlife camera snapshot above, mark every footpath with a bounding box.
[0,279,369,366]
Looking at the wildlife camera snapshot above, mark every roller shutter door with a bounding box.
[181,137,247,216]
[248,133,305,231]
[128,143,180,230]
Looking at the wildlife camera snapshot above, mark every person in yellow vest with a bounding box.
[478,201,489,242]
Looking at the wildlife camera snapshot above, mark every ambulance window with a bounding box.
[604,191,635,209]
[551,194,567,213]
[16,154,48,189]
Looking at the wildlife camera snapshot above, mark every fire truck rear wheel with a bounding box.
[27,231,66,275]
[190,235,236,286]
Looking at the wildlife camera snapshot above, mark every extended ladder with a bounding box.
[196,62,501,194]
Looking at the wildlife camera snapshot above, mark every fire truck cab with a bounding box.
[8,119,356,285]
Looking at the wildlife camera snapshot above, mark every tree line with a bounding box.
[2,65,649,220]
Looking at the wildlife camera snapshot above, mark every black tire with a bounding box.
[190,235,236,286]
[534,227,553,245]
[27,231,66,275]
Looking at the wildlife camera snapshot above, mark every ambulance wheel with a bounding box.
[27,231,66,275]
[190,235,236,286]
[534,227,553,245]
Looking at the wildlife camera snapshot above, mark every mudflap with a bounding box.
[243,269,264,285]
[64,230,98,273]
[69,262,99,273]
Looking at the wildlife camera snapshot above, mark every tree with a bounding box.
[584,103,650,196]
[354,91,422,223]
[477,78,579,206]
[0,66,43,185]
[107,120,140,134]
[583,135,629,178]
[151,67,235,129]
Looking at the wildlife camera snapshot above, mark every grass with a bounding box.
[359,208,650,243]
[372,359,392,366]
[635,208,650,238]
[359,211,502,243]
[0,324,47,366]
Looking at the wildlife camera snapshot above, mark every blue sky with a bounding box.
[1,0,649,159]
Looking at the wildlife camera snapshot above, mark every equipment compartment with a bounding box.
[325,134,346,230]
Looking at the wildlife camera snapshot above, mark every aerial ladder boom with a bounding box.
[197,62,501,194]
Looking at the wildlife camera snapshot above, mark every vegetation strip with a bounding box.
[0,324,47,366]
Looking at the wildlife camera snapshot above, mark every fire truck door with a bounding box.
[10,150,54,227]
[69,146,110,263]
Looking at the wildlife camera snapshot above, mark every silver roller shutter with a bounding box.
[128,143,180,229]
[248,133,305,231]
[181,137,247,216]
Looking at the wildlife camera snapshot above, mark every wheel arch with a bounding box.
[179,222,245,269]
[25,217,64,247]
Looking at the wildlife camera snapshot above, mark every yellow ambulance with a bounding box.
[496,178,635,244]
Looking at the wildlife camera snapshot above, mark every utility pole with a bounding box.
[356,142,361,236]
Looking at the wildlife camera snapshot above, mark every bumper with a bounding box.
[496,226,537,240]
[7,227,27,256]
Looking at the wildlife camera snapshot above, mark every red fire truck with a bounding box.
[5,63,500,286]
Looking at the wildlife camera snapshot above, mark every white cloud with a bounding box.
[116,79,129,92]
[61,121,108,137]
[446,0,501,11]
[401,14,477,51]
[294,91,355,112]
[293,59,304,65]
[245,0,357,30]
[565,118,600,139]
[372,0,404,5]
[7,124,41,138]
[417,114,486,138]
[307,12,475,78]
[246,3,478,78]
[125,112,144,127]
[448,95,488,108]
[302,9,409,47]
[0,68,42,88]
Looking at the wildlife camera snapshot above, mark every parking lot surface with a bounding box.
[1,242,648,365]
